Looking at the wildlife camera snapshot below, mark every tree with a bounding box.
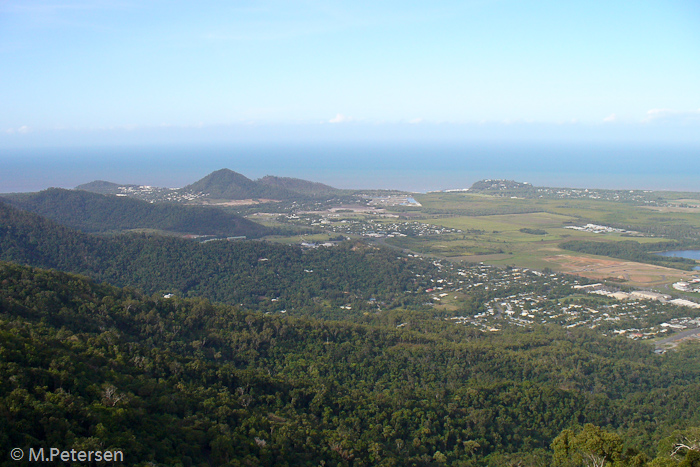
[654,428,700,467]
[552,424,623,467]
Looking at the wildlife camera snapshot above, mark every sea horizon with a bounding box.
[2,140,699,194]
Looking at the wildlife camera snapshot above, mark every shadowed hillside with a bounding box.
[2,188,270,237]
[0,200,439,316]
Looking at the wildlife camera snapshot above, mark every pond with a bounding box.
[656,250,700,271]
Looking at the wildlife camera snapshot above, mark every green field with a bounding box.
[416,192,700,232]
[387,209,671,260]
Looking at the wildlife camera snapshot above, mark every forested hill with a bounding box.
[73,169,343,202]
[182,169,342,200]
[2,188,270,237]
[258,175,341,196]
[74,180,140,195]
[3,261,700,466]
[0,201,437,317]
[182,169,299,200]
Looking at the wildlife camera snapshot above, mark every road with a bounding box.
[655,327,700,349]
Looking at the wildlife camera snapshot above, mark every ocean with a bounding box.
[2,141,699,193]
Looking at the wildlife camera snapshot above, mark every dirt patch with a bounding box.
[543,254,692,286]
[193,199,279,206]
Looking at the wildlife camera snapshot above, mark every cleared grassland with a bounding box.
[388,212,672,256]
[415,192,700,233]
[415,192,542,216]
[426,211,572,229]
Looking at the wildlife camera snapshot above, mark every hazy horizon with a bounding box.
[3,140,700,194]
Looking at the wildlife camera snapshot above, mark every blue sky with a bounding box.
[1,0,699,146]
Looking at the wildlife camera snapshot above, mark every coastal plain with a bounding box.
[253,186,700,290]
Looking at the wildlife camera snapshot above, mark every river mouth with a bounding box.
[655,250,700,271]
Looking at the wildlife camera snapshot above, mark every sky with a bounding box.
[1,0,699,148]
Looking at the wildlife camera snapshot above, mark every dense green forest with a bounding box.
[559,240,700,271]
[3,261,700,466]
[0,201,441,318]
[1,188,272,238]
[597,222,700,243]
[257,175,341,197]
[519,228,548,236]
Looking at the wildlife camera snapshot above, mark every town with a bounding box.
[360,256,700,342]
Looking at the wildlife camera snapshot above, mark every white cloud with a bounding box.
[329,113,353,123]
[5,125,30,134]
[603,113,617,123]
[643,108,700,124]
[408,118,423,124]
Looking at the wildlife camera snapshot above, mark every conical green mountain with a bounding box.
[182,168,297,199]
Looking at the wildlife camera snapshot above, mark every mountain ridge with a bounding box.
[181,168,297,200]
[76,168,342,202]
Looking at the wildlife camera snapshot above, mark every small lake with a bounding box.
[656,250,700,270]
